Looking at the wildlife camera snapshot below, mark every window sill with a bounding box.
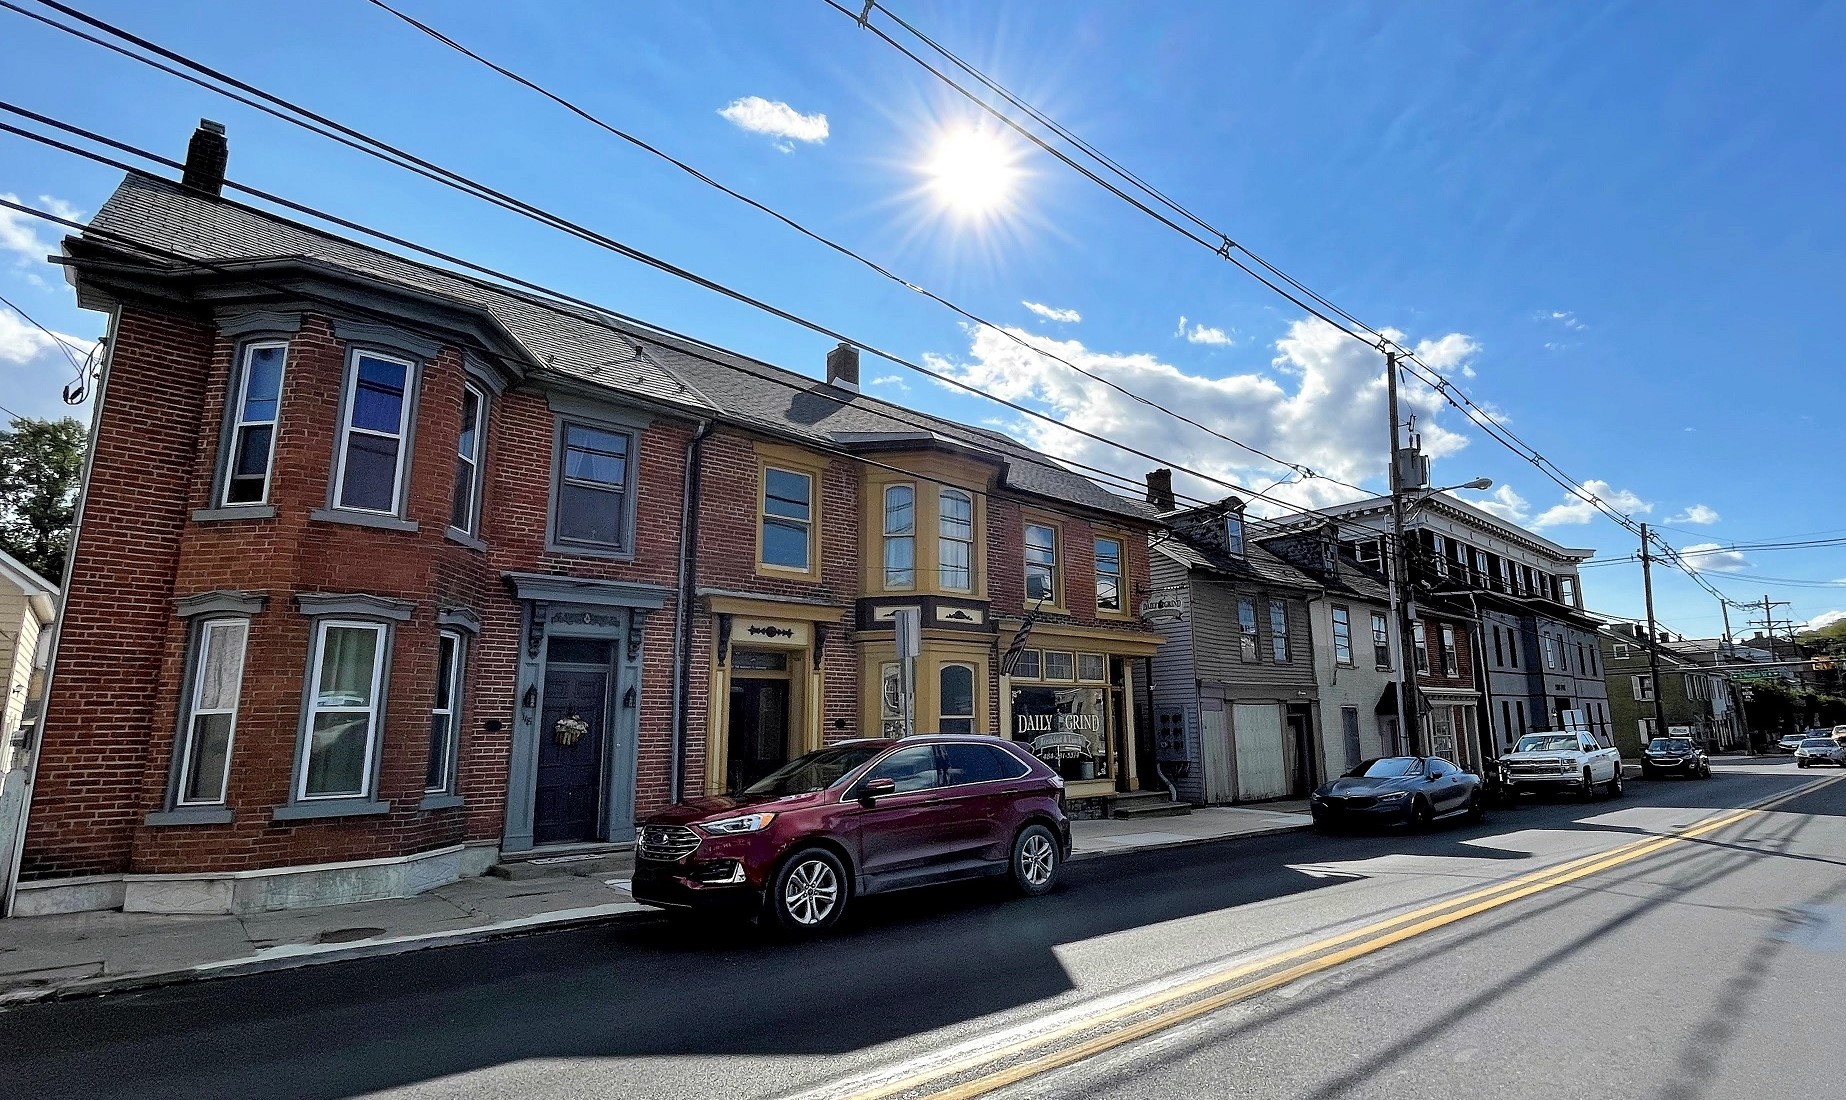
[444,526,488,552]
[192,505,277,523]
[544,541,635,563]
[144,806,234,827]
[309,508,419,534]
[755,563,822,583]
[270,799,391,822]
[418,793,464,811]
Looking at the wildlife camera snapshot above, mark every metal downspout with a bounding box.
[668,420,712,805]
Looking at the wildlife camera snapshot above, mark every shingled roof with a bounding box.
[79,173,1156,524]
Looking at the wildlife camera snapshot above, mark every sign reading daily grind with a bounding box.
[1011,686,1108,780]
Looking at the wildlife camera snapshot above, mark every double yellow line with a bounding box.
[825,774,1839,1100]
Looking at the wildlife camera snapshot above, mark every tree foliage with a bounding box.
[0,415,87,583]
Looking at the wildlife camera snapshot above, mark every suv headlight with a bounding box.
[699,812,777,835]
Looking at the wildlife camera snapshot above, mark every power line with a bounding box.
[359,0,1361,499]
[0,289,85,373]
[833,0,1738,603]
[0,2,1349,525]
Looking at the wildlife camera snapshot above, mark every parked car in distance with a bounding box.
[1499,731,1624,800]
[1310,756,1484,831]
[1795,737,1846,768]
[1779,729,1830,753]
[1641,737,1710,780]
[630,735,1071,933]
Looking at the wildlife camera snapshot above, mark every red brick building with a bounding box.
[8,127,1162,916]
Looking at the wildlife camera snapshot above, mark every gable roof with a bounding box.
[78,173,1156,524]
[0,547,57,622]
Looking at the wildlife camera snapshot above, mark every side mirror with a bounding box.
[858,776,897,804]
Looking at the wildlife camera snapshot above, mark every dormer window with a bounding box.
[1223,513,1245,556]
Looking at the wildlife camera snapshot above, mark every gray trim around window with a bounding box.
[295,592,415,621]
[444,526,489,552]
[145,806,235,826]
[462,350,508,396]
[331,318,444,361]
[193,504,278,523]
[214,309,303,338]
[546,416,641,560]
[417,793,465,811]
[543,391,654,432]
[176,590,268,618]
[437,605,482,634]
[275,614,397,818]
[309,507,420,533]
[325,342,422,522]
[504,571,669,609]
[272,799,391,821]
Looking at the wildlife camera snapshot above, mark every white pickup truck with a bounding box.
[1498,731,1624,800]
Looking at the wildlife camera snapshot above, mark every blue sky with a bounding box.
[2,1,1843,636]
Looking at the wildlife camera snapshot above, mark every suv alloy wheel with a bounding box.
[767,848,847,933]
[1011,824,1061,896]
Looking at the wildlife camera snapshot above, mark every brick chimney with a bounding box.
[1145,468,1174,511]
[181,120,228,197]
[826,342,860,392]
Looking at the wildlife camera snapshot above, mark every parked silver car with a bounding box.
[1795,737,1846,768]
[1779,729,1830,753]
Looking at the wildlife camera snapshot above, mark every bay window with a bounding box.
[333,350,415,514]
[938,489,973,590]
[450,383,486,535]
[883,484,915,587]
[299,621,386,800]
[222,341,286,506]
[175,619,248,805]
[426,631,464,793]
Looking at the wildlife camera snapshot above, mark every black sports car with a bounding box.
[1310,756,1484,831]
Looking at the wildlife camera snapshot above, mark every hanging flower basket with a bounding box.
[552,714,590,747]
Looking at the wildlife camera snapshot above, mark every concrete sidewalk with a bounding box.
[0,803,1310,1007]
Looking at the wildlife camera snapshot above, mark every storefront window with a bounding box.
[939,664,975,734]
[1011,684,1108,783]
[880,661,904,737]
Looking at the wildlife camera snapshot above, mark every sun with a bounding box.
[923,124,1023,219]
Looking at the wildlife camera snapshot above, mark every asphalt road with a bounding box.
[4,759,1839,1100]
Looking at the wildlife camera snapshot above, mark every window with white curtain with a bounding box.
[176,619,248,805]
[300,621,387,800]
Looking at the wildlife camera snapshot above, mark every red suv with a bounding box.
[631,735,1071,932]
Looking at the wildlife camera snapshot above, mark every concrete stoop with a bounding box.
[1109,791,1193,819]
[489,845,635,882]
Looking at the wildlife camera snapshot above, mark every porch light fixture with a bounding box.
[521,685,538,712]
[622,685,637,710]
[627,610,649,662]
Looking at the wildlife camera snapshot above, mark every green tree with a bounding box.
[0,415,87,582]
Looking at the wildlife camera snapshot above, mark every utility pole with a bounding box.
[1639,524,1669,741]
[1384,349,1421,756]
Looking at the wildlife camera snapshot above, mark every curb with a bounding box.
[0,820,1312,1009]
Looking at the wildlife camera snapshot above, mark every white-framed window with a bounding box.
[1413,621,1430,673]
[1025,522,1059,604]
[222,341,287,506]
[884,484,915,588]
[1372,611,1391,668]
[1011,649,1042,680]
[939,663,976,735]
[333,349,415,514]
[426,631,464,793]
[1613,642,1631,660]
[1430,534,1449,578]
[939,489,973,590]
[1559,576,1578,606]
[1544,635,1563,670]
[449,383,486,535]
[1440,623,1460,676]
[1332,606,1353,665]
[1094,535,1123,612]
[1270,602,1290,662]
[1639,717,1657,739]
[299,620,387,801]
[1223,513,1245,556]
[761,466,814,571]
[1634,674,1656,702]
[880,661,904,737]
[554,421,632,550]
[175,618,249,805]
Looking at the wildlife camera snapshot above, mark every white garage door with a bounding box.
[1233,702,1288,802]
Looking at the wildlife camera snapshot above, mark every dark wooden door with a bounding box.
[535,668,608,845]
[727,678,790,791]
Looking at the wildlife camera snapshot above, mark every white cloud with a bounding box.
[1677,542,1749,573]
[1531,479,1652,529]
[0,193,77,267]
[1668,503,1720,525]
[1803,610,1846,631]
[1022,301,1080,324]
[1542,310,1586,330]
[1469,485,1531,524]
[717,96,829,150]
[919,316,1475,514]
[868,373,909,393]
[0,309,93,366]
[1175,315,1234,346]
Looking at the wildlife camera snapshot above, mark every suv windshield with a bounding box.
[1346,757,1424,778]
[1514,734,1579,753]
[1648,739,1693,753]
[743,745,885,797]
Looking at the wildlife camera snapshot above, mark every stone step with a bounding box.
[489,849,635,881]
[1110,793,1192,819]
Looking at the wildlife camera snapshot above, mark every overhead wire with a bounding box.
[0,0,1350,525]
[832,0,1741,603]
